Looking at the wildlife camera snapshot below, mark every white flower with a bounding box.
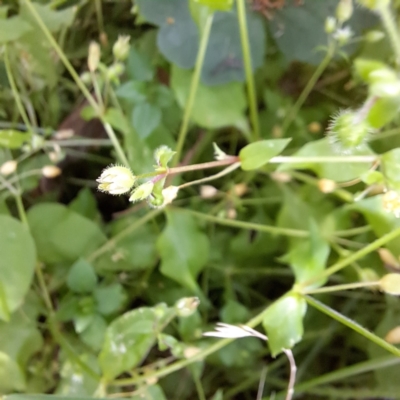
[203,323,268,340]
[333,27,353,44]
[162,185,179,205]
[97,165,135,195]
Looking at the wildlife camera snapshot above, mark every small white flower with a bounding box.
[162,185,179,205]
[333,27,353,44]
[97,165,135,195]
[203,323,268,341]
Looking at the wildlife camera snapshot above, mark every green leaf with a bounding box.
[239,139,291,171]
[116,81,148,104]
[132,102,162,139]
[68,188,98,220]
[171,66,246,129]
[131,385,167,400]
[67,259,98,294]
[0,17,32,43]
[381,148,400,191]
[27,203,106,264]
[127,47,154,82]
[0,216,36,321]
[281,222,330,289]
[0,130,31,149]
[94,284,127,316]
[201,10,266,85]
[137,0,199,69]
[194,0,233,11]
[157,210,209,293]
[262,294,307,356]
[279,138,375,182]
[99,303,174,380]
[80,314,107,351]
[367,96,400,128]
[0,351,25,393]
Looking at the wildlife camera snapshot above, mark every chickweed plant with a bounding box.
[2,0,400,399]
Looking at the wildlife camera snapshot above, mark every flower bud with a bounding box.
[382,190,400,218]
[379,273,400,295]
[88,41,101,72]
[336,0,353,23]
[328,109,372,153]
[385,326,400,344]
[325,16,337,34]
[0,160,17,176]
[97,165,135,195]
[200,185,218,199]
[161,185,179,205]
[232,183,248,197]
[365,30,385,42]
[42,165,61,178]
[54,129,74,140]
[175,297,200,317]
[129,181,154,203]
[318,178,337,193]
[107,63,125,81]
[154,145,175,168]
[113,35,131,61]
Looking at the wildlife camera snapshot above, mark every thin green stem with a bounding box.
[379,4,400,66]
[183,209,310,238]
[4,46,33,133]
[302,225,400,288]
[14,193,28,226]
[303,281,379,295]
[282,45,335,133]
[35,263,55,313]
[270,155,377,163]
[237,0,259,141]
[275,355,400,399]
[174,13,214,165]
[304,295,400,358]
[94,0,104,34]
[23,0,129,167]
[333,225,371,237]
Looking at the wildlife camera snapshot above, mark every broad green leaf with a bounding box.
[239,139,291,171]
[381,148,400,191]
[350,196,400,258]
[171,66,246,129]
[0,17,31,43]
[67,259,98,294]
[0,310,43,369]
[131,384,167,400]
[354,59,388,83]
[116,81,148,104]
[279,138,375,182]
[95,215,158,272]
[68,188,98,220]
[201,10,265,85]
[56,355,100,397]
[0,130,31,149]
[157,210,209,293]
[103,107,131,135]
[132,102,162,138]
[280,222,330,288]
[367,96,400,128]
[127,47,154,82]
[269,0,376,65]
[0,351,25,393]
[194,0,233,11]
[0,216,36,321]
[137,0,199,69]
[99,303,174,380]
[27,203,106,264]
[80,314,107,351]
[94,284,127,316]
[262,294,307,356]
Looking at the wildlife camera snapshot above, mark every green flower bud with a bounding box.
[113,35,130,61]
[325,16,337,34]
[154,145,176,168]
[107,63,125,81]
[336,0,353,23]
[97,165,135,195]
[129,181,154,203]
[379,273,400,295]
[88,41,101,72]
[175,297,200,317]
[328,109,372,153]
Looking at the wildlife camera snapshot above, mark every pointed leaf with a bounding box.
[67,259,98,294]
[239,139,291,171]
[157,210,209,293]
[262,294,307,356]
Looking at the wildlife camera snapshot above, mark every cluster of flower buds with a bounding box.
[96,146,180,208]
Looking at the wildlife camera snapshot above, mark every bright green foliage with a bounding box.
[99,303,175,380]
[381,148,400,190]
[262,294,307,356]
[239,139,291,170]
[132,102,162,138]
[157,210,209,294]
[0,216,36,321]
[0,130,31,149]
[194,0,233,12]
